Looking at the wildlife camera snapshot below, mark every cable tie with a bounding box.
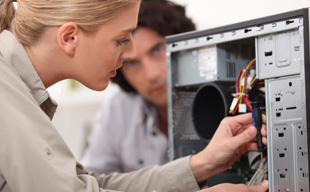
[231,93,249,97]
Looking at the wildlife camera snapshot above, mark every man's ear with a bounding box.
[57,22,79,56]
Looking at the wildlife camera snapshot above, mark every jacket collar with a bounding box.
[0,30,57,119]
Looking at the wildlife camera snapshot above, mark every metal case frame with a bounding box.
[166,8,310,191]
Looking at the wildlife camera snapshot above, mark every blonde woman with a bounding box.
[0,0,268,191]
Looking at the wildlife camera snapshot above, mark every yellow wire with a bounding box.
[229,96,242,114]
[229,58,256,114]
[246,58,256,70]
[239,70,245,103]
[247,76,257,89]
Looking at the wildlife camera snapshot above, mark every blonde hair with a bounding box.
[0,0,140,46]
[0,0,15,32]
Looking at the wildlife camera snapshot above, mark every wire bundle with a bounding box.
[229,58,257,115]
[247,155,268,186]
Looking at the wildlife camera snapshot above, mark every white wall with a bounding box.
[170,0,310,30]
[51,81,119,160]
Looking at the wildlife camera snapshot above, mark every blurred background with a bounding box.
[50,0,310,161]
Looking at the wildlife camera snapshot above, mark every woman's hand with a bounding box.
[198,180,268,192]
[190,113,267,182]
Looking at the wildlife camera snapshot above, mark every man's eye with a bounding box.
[123,60,137,68]
[117,39,131,46]
[154,45,165,55]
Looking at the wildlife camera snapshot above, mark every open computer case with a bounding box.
[166,8,310,191]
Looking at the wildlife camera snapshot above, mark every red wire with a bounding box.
[243,70,248,103]
[235,67,244,97]
[246,59,255,70]
[232,103,239,115]
[246,96,252,111]
[232,59,256,115]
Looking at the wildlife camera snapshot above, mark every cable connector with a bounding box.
[230,98,238,111]
[238,103,247,113]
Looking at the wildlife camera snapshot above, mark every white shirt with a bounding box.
[81,89,169,176]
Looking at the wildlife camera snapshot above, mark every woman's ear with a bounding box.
[57,22,79,56]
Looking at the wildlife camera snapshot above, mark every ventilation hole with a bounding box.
[244,28,252,33]
[286,20,294,25]
[226,62,236,78]
[280,173,286,178]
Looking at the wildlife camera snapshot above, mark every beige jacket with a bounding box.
[0,30,200,192]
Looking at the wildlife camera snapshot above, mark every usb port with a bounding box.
[279,153,285,158]
[265,51,273,57]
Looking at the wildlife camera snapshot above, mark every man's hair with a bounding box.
[111,0,196,93]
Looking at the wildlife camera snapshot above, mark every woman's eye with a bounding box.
[117,39,131,46]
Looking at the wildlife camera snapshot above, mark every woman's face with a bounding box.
[73,3,140,91]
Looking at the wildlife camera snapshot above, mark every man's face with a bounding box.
[121,27,167,108]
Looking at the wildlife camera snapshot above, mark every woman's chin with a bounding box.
[85,80,109,92]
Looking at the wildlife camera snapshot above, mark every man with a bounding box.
[81,0,196,175]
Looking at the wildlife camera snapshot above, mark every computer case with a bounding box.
[166,8,310,191]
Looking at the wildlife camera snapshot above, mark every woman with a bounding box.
[0,0,268,192]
